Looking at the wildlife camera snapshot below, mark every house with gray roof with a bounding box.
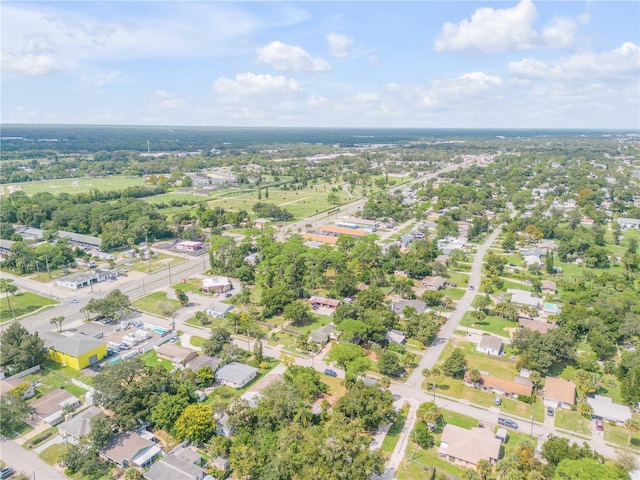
[102,431,162,468]
[145,453,206,480]
[58,406,103,441]
[309,324,336,345]
[215,362,258,389]
[57,230,103,249]
[391,299,427,316]
[185,355,221,373]
[586,395,632,424]
[476,336,503,356]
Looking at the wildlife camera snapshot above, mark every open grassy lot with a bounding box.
[172,278,202,293]
[288,313,334,335]
[604,418,640,448]
[138,349,174,371]
[190,335,206,347]
[460,312,516,338]
[443,288,466,301]
[1,292,58,322]
[132,291,180,317]
[437,338,518,380]
[38,442,67,465]
[1,176,146,196]
[125,253,186,274]
[554,409,591,436]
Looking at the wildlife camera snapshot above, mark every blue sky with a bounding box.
[2,1,639,128]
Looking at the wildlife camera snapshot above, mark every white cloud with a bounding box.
[435,0,538,53]
[509,42,640,80]
[434,0,589,53]
[213,72,302,98]
[256,41,330,73]
[355,92,379,103]
[307,95,330,107]
[459,72,504,89]
[82,71,120,87]
[151,90,184,109]
[327,33,354,58]
[2,54,62,75]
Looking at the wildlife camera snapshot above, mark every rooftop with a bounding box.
[439,425,501,465]
[543,377,576,405]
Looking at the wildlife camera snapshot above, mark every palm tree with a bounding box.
[468,368,482,387]
[417,401,442,427]
[476,459,493,480]
[49,316,65,333]
[624,417,640,446]
[0,279,18,320]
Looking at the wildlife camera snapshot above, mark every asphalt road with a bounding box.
[0,437,68,480]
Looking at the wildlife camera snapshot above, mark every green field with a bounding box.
[554,409,591,436]
[1,176,146,196]
[0,292,59,322]
[132,291,180,317]
[460,312,516,338]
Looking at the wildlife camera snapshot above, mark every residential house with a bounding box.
[14,226,44,241]
[434,254,450,264]
[57,231,103,250]
[580,218,594,226]
[421,276,446,290]
[145,453,206,480]
[466,373,533,399]
[31,389,81,425]
[156,344,198,367]
[301,233,338,245]
[239,391,262,408]
[400,234,414,247]
[0,239,14,260]
[543,377,576,409]
[616,218,640,230]
[44,332,107,370]
[521,247,544,266]
[253,218,269,230]
[391,299,427,316]
[215,412,233,437]
[205,303,234,318]
[541,280,557,295]
[476,336,503,356]
[58,406,103,441]
[215,362,258,389]
[386,329,407,344]
[176,241,206,253]
[102,431,162,468]
[0,376,35,399]
[439,425,501,468]
[211,457,230,471]
[318,225,367,238]
[309,324,336,345]
[185,355,221,374]
[308,296,341,309]
[518,318,557,334]
[507,289,541,309]
[201,276,232,294]
[586,395,632,424]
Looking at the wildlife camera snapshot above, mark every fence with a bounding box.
[10,364,41,379]
[71,378,94,392]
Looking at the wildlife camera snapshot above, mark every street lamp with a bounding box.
[167,261,172,285]
[530,414,534,437]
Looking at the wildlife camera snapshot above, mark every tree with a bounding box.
[328,191,340,205]
[624,417,640,446]
[378,350,404,377]
[124,468,143,480]
[88,414,115,448]
[174,403,215,444]
[196,366,215,387]
[175,288,189,307]
[0,389,32,436]
[0,322,45,373]
[442,348,467,379]
[468,368,482,385]
[502,232,516,251]
[328,342,366,369]
[202,327,232,357]
[622,366,640,406]
[150,392,191,432]
[411,421,434,449]
[283,300,313,326]
[335,381,397,430]
[476,459,493,480]
[553,458,623,480]
[417,402,442,427]
[49,315,65,333]
[0,279,18,320]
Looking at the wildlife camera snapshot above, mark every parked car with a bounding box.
[225,293,232,298]
[324,369,338,377]
[71,298,79,304]
[595,419,604,431]
[494,397,502,406]
[469,285,475,290]
[498,417,518,429]
[546,407,555,417]
[1,467,15,479]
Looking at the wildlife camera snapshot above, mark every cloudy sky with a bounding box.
[2,1,639,129]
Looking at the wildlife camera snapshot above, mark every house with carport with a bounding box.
[439,425,502,468]
[543,377,576,409]
[101,430,162,468]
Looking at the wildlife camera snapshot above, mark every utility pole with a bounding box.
[530,414,534,437]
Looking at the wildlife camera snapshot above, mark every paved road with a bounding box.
[406,225,504,388]
[0,437,68,480]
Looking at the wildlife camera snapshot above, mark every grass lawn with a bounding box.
[138,349,174,371]
[0,292,59,322]
[132,291,180,317]
[1,176,146,196]
[38,442,66,465]
[25,360,95,391]
[190,335,206,347]
[172,278,202,293]
[554,409,591,436]
[441,408,479,429]
[289,313,334,335]
[126,253,187,274]
[604,421,640,448]
[321,374,347,397]
[443,272,470,286]
[443,288,466,301]
[437,339,518,380]
[380,407,409,456]
[267,331,298,348]
[461,312,516,338]
[23,427,58,449]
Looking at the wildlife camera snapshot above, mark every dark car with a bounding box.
[225,293,232,298]
[1,468,15,479]
[469,285,475,290]
[324,369,338,377]
[498,417,518,429]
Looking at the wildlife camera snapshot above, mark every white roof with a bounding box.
[202,276,231,288]
[586,395,631,423]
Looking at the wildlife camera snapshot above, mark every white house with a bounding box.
[201,276,232,294]
[476,336,503,356]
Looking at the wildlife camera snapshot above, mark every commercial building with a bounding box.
[44,332,107,370]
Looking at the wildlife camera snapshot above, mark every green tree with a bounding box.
[174,403,215,444]
[0,279,18,320]
[328,342,366,369]
[553,458,624,480]
[202,327,232,357]
[88,414,115,448]
[283,300,313,326]
[196,366,215,387]
[150,392,191,432]
[442,348,467,379]
[417,401,442,427]
[49,315,65,333]
[411,421,434,449]
[622,365,640,406]
[336,381,397,430]
[378,350,404,377]
[175,288,189,307]
[0,322,45,373]
[0,389,32,436]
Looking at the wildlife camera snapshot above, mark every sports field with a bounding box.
[0,176,146,196]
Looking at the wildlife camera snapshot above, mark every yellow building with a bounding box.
[45,333,107,370]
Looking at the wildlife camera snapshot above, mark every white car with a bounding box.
[71,298,79,304]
